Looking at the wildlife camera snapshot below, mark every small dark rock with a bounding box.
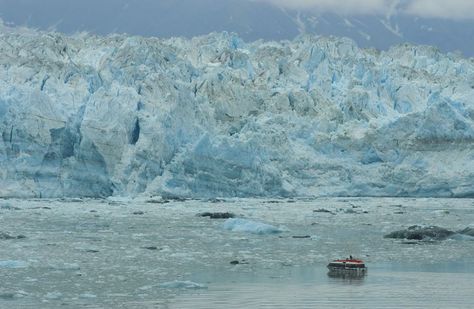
[384,225,455,241]
[313,209,335,215]
[207,198,226,203]
[198,212,235,219]
[146,199,170,204]
[162,195,187,202]
[230,259,248,265]
[344,209,358,214]
[143,246,159,250]
[133,211,145,215]
[0,232,26,240]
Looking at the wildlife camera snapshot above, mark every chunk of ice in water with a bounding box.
[0,260,28,269]
[222,218,283,235]
[45,292,63,300]
[159,281,207,289]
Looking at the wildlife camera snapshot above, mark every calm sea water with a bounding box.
[171,264,474,308]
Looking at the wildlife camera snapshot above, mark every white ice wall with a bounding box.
[0,30,473,198]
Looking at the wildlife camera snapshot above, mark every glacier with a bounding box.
[0,27,473,198]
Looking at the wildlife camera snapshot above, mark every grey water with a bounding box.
[3,264,474,308]
[172,263,474,308]
[0,197,473,308]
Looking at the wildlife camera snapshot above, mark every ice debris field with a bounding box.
[0,27,473,198]
[1,197,474,308]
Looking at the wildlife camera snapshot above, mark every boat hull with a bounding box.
[327,259,367,278]
[327,266,367,273]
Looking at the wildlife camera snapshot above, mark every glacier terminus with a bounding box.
[1,28,473,198]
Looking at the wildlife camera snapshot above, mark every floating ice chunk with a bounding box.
[80,293,97,298]
[384,225,454,241]
[45,292,63,300]
[0,260,28,269]
[106,196,134,203]
[432,210,450,215]
[223,218,283,235]
[449,234,474,241]
[0,203,20,210]
[458,227,474,237]
[159,280,207,289]
[0,290,28,300]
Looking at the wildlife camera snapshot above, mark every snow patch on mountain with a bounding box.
[0,29,473,198]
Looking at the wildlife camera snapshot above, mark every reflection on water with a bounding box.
[171,264,474,309]
[327,269,367,281]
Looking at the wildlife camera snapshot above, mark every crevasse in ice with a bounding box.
[0,29,473,198]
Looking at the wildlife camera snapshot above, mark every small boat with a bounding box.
[327,258,367,275]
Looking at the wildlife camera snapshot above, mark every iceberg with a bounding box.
[0,28,473,198]
[222,218,283,235]
[159,281,207,289]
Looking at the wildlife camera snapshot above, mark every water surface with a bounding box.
[0,197,473,308]
[173,263,474,308]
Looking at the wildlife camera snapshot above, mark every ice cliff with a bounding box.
[1,28,473,198]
